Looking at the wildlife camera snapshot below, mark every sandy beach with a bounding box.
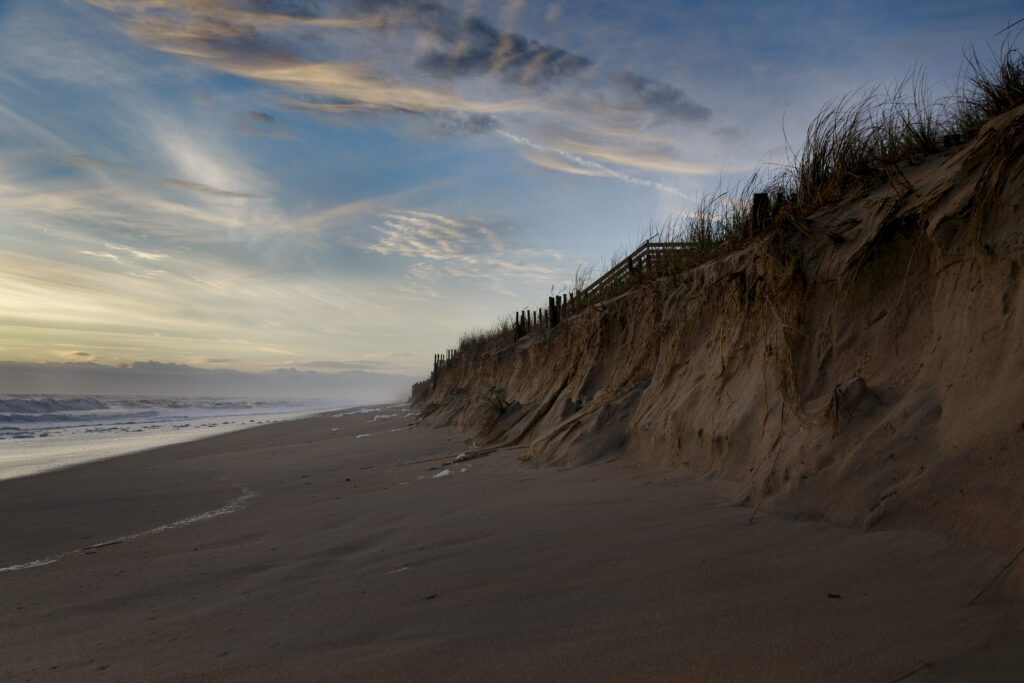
[2,408,1023,681]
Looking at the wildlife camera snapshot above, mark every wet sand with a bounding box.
[2,409,1022,681]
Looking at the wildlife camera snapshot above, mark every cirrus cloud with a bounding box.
[86,0,715,189]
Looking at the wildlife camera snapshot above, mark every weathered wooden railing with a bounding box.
[580,240,695,304]
[430,240,697,382]
[431,193,776,383]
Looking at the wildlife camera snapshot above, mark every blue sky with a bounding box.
[0,0,1018,378]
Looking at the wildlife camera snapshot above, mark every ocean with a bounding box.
[0,394,341,481]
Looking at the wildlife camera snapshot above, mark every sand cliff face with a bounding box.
[416,105,1024,556]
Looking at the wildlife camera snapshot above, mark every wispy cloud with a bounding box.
[366,209,562,292]
[611,72,711,123]
[287,359,393,372]
[163,178,264,199]
[86,0,715,188]
[495,130,685,196]
[80,244,170,262]
[56,350,99,362]
[231,109,298,139]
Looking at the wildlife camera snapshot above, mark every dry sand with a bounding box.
[2,409,1023,681]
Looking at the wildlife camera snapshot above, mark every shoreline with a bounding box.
[3,411,1023,680]
[0,402,406,483]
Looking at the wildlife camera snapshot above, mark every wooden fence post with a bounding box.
[752,192,769,235]
[548,296,558,328]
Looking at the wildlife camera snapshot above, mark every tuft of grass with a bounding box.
[773,32,1023,218]
[432,31,1024,363]
[955,35,1024,136]
[457,314,516,355]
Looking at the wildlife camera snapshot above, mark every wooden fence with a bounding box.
[581,240,695,302]
[430,240,699,381]
[430,193,775,381]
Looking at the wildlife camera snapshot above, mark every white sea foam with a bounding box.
[332,402,408,418]
[0,559,58,573]
[0,394,333,481]
[0,487,256,575]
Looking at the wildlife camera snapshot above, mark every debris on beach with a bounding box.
[432,469,452,479]
[355,433,371,439]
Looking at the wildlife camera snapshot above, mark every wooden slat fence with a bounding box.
[430,239,699,382]
[431,194,775,383]
[580,240,694,304]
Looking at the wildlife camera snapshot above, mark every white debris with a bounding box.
[335,406,383,417]
[432,469,452,479]
[371,414,396,422]
[355,433,371,439]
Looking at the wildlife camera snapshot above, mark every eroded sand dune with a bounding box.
[418,105,1024,574]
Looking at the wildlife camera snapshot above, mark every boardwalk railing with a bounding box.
[580,240,694,304]
[430,195,778,382]
[430,239,704,382]
[430,193,782,384]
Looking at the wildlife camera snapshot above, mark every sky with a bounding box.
[0,0,1019,391]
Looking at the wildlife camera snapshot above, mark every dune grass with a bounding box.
[440,33,1024,361]
[666,32,1023,256]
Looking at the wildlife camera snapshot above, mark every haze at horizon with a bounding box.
[1,0,1017,394]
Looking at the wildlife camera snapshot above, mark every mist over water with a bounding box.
[0,394,349,481]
